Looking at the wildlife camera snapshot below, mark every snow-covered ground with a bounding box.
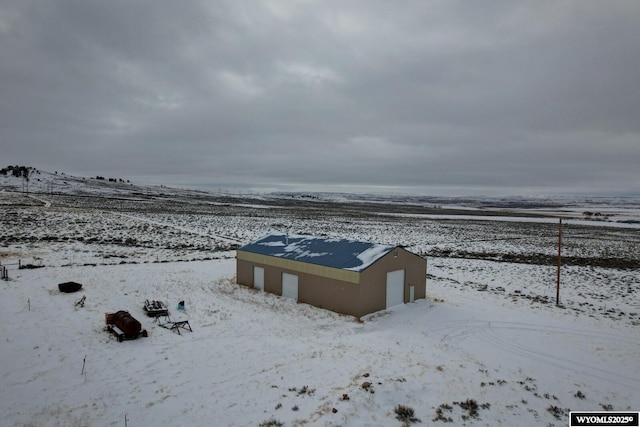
[1,171,639,426]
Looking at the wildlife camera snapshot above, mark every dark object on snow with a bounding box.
[75,295,86,307]
[59,281,83,293]
[107,311,141,336]
[143,299,168,317]
[177,300,185,311]
[20,263,44,270]
[105,311,147,342]
[157,316,193,335]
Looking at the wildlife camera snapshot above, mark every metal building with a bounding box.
[236,234,427,318]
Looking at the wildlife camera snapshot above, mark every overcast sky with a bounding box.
[1,1,639,196]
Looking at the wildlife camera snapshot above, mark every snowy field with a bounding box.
[1,172,639,426]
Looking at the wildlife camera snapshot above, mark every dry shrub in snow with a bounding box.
[547,405,568,420]
[288,385,315,396]
[259,418,283,427]
[395,404,420,424]
[433,403,453,423]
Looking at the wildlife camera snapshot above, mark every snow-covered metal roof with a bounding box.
[238,234,396,272]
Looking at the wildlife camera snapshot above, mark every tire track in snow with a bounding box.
[428,319,640,390]
[27,194,52,208]
[431,319,640,346]
[480,325,640,391]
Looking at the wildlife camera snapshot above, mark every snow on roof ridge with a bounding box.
[241,233,397,271]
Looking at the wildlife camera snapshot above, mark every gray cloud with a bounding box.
[1,0,639,196]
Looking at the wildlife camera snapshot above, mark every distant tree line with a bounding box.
[0,165,31,178]
[1,166,130,184]
[94,176,130,183]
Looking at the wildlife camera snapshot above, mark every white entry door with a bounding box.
[253,266,264,291]
[282,273,298,300]
[386,269,405,308]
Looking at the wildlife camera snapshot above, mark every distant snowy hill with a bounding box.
[0,166,222,201]
[1,166,132,195]
[2,166,639,224]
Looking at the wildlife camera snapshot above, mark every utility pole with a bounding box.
[556,217,562,306]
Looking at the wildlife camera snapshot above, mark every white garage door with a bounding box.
[253,266,264,291]
[386,269,405,308]
[282,272,298,300]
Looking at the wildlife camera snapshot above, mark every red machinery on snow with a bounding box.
[104,311,148,342]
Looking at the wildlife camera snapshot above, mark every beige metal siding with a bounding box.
[237,258,254,287]
[358,248,427,316]
[237,256,362,316]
